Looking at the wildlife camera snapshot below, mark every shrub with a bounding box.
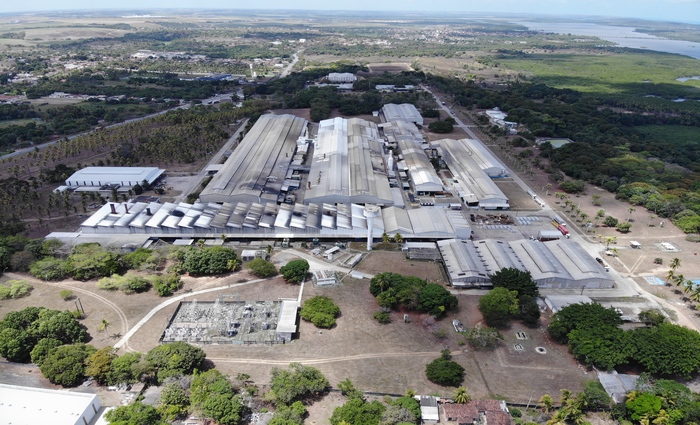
[183,246,240,275]
[428,120,454,133]
[40,343,96,387]
[373,310,391,324]
[280,259,309,284]
[60,289,74,301]
[97,272,151,294]
[425,353,464,387]
[0,280,33,299]
[246,258,277,278]
[29,257,72,281]
[150,274,182,297]
[300,296,340,328]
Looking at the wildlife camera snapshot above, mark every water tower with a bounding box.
[363,204,381,251]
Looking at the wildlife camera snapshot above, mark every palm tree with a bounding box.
[670,258,681,272]
[592,195,601,206]
[666,269,675,286]
[604,236,617,249]
[393,232,404,248]
[98,319,111,332]
[627,207,636,222]
[539,394,554,414]
[453,387,471,404]
[381,232,391,249]
[683,278,695,295]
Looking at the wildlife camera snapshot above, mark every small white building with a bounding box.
[418,395,439,424]
[276,299,299,341]
[0,383,102,425]
[65,166,165,189]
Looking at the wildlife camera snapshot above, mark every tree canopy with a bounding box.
[369,272,457,318]
[145,342,206,383]
[40,343,96,387]
[246,258,278,278]
[300,296,341,328]
[425,351,464,387]
[489,267,539,298]
[269,363,329,405]
[478,287,519,328]
[279,259,310,284]
[182,246,240,275]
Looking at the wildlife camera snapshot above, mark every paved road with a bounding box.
[280,49,304,79]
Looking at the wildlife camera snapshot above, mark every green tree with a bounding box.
[478,287,519,328]
[489,267,539,298]
[246,258,278,278]
[300,296,341,329]
[428,120,453,133]
[269,401,307,425]
[425,355,464,387]
[519,294,541,326]
[0,328,34,362]
[638,309,666,327]
[547,303,622,344]
[67,243,120,281]
[338,378,364,401]
[279,259,310,284]
[269,363,329,405]
[85,346,117,385]
[630,323,700,378]
[626,392,662,422]
[417,283,458,318]
[381,232,391,249]
[190,370,245,425]
[105,401,167,425]
[330,398,386,425]
[583,380,613,411]
[145,342,206,383]
[183,246,240,275]
[108,352,144,385]
[603,215,619,227]
[40,343,96,387]
[30,337,62,366]
[453,387,471,404]
[29,257,72,281]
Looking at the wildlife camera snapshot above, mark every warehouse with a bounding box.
[200,114,308,204]
[437,238,614,289]
[460,138,508,177]
[0,383,102,425]
[304,117,393,206]
[434,139,509,209]
[64,166,165,189]
[327,72,357,83]
[379,120,425,149]
[74,199,472,240]
[397,139,443,195]
[380,103,424,126]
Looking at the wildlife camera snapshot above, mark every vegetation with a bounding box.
[465,326,504,350]
[246,258,277,278]
[144,342,206,383]
[40,343,96,386]
[0,279,33,299]
[279,259,310,284]
[300,296,341,328]
[105,401,168,425]
[269,363,329,405]
[190,369,246,425]
[182,246,240,275]
[478,287,519,328]
[370,272,457,318]
[425,350,464,387]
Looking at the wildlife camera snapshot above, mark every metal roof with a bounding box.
[380,103,424,125]
[460,138,508,177]
[65,166,164,187]
[200,114,307,203]
[398,139,443,193]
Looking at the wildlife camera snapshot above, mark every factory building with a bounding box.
[0,383,102,425]
[304,117,393,206]
[327,72,357,83]
[433,139,509,210]
[380,103,424,126]
[459,138,508,177]
[437,238,615,289]
[199,114,308,204]
[76,200,471,240]
[64,166,165,190]
[396,139,443,195]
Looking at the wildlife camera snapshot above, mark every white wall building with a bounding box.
[327,72,357,83]
[380,103,424,126]
[0,383,102,425]
[65,167,165,189]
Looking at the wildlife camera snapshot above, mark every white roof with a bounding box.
[460,139,508,177]
[65,166,164,187]
[276,300,299,334]
[398,139,443,193]
[0,383,101,425]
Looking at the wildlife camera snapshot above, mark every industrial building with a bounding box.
[64,166,165,190]
[327,72,357,83]
[380,103,424,126]
[200,114,309,204]
[433,139,509,209]
[76,200,471,240]
[459,139,508,177]
[484,107,517,134]
[304,117,394,206]
[0,383,102,425]
[379,120,426,149]
[437,238,615,289]
[397,139,443,195]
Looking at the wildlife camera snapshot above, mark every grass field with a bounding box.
[0,118,41,128]
[499,52,700,93]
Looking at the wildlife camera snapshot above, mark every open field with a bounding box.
[354,251,446,283]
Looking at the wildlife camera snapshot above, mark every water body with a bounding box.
[516,21,700,60]
[677,76,700,82]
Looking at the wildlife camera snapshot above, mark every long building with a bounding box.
[0,383,102,425]
[434,139,509,209]
[304,117,393,206]
[64,166,165,189]
[380,103,424,126]
[460,138,508,177]
[397,139,443,195]
[438,238,614,289]
[75,200,471,240]
[200,114,308,204]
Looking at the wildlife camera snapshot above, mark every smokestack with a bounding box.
[124,203,129,214]
[146,208,152,216]
[363,205,381,251]
[110,203,117,214]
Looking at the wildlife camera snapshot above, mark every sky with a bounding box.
[3,0,700,24]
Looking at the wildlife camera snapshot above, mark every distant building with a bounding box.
[312,270,337,286]
[484,108,517,134]
[0,383,102,425]
[276,299,299,341]
[327,72,357,83]
[65,166,165,189]
[381,103,424,126]
[598,370,639,404]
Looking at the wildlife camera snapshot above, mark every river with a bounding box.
[515,21,700,60]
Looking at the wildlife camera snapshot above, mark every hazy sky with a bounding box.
[4,0,700,24]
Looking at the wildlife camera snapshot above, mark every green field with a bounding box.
[499,52,700,94]
[0,118,42,128]
[634,125,700,144]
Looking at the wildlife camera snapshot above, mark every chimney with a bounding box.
[124,203,129,214]
[146,208,152,216]
[110,203,117,214]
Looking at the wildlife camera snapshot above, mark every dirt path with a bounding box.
[208,350,446,366]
